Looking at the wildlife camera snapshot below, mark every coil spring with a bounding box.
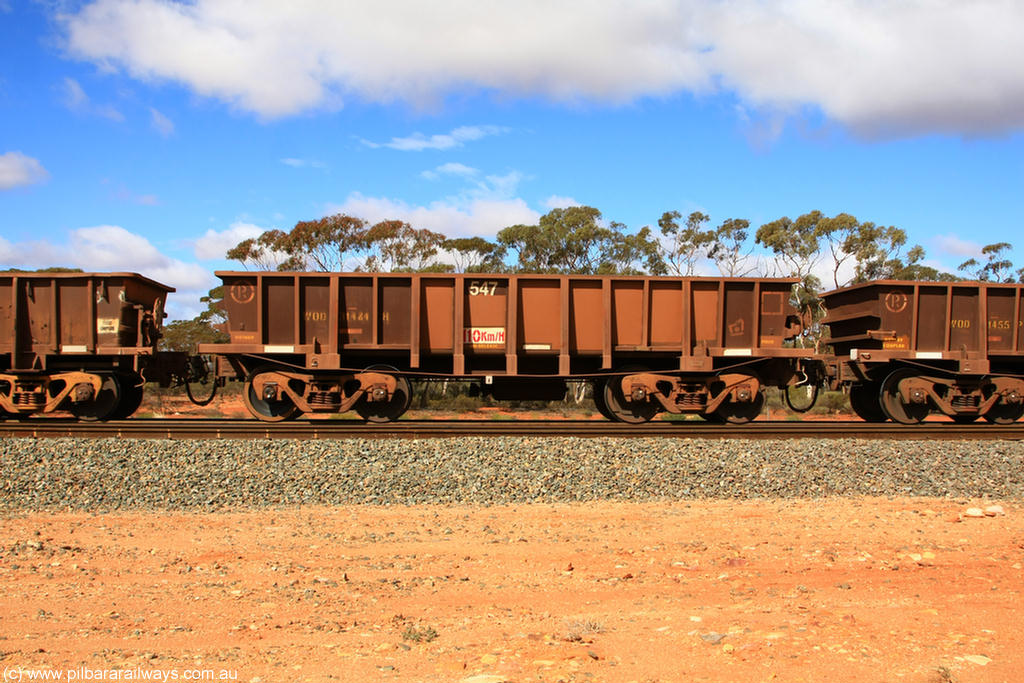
[951,394,980,409]
[14,392,45,407]
[308,391,341,407]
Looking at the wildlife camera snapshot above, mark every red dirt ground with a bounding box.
[2,499,1022,683]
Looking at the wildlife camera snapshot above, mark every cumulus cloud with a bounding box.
[0,151,50,190]
[543,195,579,210]
[192,222,267,260]
[2,226,214,320]
[60,1,1024,135]
[329,193,539,239]
[2,225,210,289]
[932,234,983,259]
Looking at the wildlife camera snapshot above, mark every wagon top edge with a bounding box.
[822,279,1024,297]
[0,271,176,292]
[212,271,801,285]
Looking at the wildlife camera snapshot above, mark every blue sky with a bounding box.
[2,0,1023,319]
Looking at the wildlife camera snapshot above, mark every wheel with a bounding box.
[355,372,411,423]
[713,388,765,424]
[244,370,300,422]
[602,369,659,424]
[69,374,121,421]
[700,410,726,423]
[591,380,617,421]
[983,402,1024,424]
[110,372,145,419]
[709,373,765,424]
[879,370,931,425]
[0,380,9,420]
[849,383,887,422]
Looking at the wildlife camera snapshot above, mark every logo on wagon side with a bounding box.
[884,291,908,313]
[229,283,256,304]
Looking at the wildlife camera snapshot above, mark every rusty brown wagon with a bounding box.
[0,272,194,420]
[201,272,816,423]
[821,280,1024,424]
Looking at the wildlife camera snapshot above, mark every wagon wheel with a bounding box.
[355,366,411,423]
[110,372,145,419]
[602,368,660,424]
[848,383,887,423]
[590,380,617,421]
[879,369,931,425]
[69,374,121,421]
[713,382,765,424]
[983,401,1024,424]
[243,369,300,422]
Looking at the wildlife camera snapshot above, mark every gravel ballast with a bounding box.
[2,436,1023,511]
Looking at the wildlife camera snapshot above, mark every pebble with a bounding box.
[1,436,1023,510]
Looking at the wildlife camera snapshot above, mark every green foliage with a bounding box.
[959,242,1016,282]
[497,205,663,275]
[443,237,507,273]
[160,318,228,353]
[658,210,715,275]
[362,220,447,272]
[711,218,753,276]
[812,391,850,415]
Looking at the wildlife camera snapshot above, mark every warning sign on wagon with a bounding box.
[464,327,506,346]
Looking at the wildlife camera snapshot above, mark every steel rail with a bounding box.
[2,418,1023,440]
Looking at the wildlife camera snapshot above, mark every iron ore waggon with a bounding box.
[0,272,192,420]
[821,280,1024,424]
[200,271,815,423]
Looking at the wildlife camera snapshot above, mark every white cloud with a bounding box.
[329,193,539,239]
[149,107,174,136]
[280,157,326,169]
[543,195,580,210]
[421,162,479,181]
[0,151,50,190]
[60,77,124,121]
[363,125,508,151]
[60,1,1024,135]
[932,234,983,259]
[192,222,267,260]
[1,226,215,320]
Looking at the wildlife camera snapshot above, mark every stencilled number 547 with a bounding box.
[468,280,498,296]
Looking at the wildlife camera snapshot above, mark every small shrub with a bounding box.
[402,625,439,643]
[565,618,605,642]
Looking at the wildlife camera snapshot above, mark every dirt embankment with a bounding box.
[2,499,1021,682]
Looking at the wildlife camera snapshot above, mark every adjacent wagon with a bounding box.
[0,272,188,419]
[821,280,1024,424]
[201,271,813,423]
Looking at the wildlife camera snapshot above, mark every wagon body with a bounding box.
[209,271,806,375]
[204,272,812,422]
[822,280,1024,375]
[821,280,1024,423]
[0,272,178,418]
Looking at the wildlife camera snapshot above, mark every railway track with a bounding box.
[2,418,1023,440]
